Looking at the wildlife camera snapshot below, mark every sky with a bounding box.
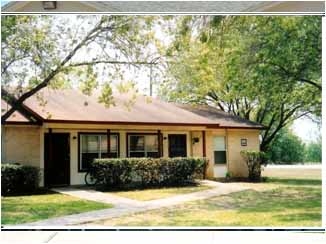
[291,117,320,143]
[1,0,8,7]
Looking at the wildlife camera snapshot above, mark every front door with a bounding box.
[44,133,70,186]
[168,134,187,157]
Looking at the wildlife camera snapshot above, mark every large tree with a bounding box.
[160,16,321,151]
[1,15,158,121]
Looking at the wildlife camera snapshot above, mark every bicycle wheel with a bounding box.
[84,171,97,186]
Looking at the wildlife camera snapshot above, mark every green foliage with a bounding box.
[267,128,305,164]
[161,16,321,151]
[98,83,115,107]
[305,141,322,163]
[91,157,207,189]
[240,150,267,182]
[1,163,40,196]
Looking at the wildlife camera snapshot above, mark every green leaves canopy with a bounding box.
[160,16,321,150]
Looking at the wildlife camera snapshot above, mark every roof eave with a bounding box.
[43,119,220,128]
[2,121,43,126]
[218,125,266,130]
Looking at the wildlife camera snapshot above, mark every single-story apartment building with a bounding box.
[1,88,264,186]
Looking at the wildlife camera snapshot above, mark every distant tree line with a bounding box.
[266,128,321,164]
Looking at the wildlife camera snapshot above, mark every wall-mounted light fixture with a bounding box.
[241,138,247,146]
[72,136,77,140]
[163,137,167,140]
[43,1,57,10]
[192,137,200,144]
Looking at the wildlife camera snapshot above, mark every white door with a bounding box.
[213,136,227,178]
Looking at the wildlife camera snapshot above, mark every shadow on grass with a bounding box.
[97,182,200,193]
[266,178,321,186]
[1,188,56,197]
[275,212,322,224]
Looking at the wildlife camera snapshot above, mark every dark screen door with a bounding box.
[44,133,70,186]
[168,134,187,157]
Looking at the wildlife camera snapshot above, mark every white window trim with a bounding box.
[79,133,119,171]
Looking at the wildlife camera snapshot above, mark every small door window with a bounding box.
[213,136,226,164]
[168,134,187,157]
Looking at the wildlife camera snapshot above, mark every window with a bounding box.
[79,133,119,171]
[128,134,159,158]
[241,138,247,146]
[168,134,187,157]
[213,136,226,164]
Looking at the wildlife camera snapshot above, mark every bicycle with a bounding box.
[84,167,99,186]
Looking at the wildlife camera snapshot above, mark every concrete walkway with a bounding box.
[17,180,248,226]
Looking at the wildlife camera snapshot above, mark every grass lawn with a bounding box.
[1,190,113,225]
[93,177,321,227]
[108,184,212,201]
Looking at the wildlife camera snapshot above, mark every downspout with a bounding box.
[158,130,163,157]
[189,131,193,156]
[202,130,206,179]
[39,126,45,187]
[226,128,230,173]
[1,125,5,162]
[107,129,111,157]
[47,128,53,187]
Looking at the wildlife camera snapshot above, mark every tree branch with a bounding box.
[1,17,109,122]
[66,60,158,69]
[299,78,322,91]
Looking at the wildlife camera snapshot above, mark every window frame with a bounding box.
[78,132,120,172]
[213,136,227,165]
[126,133,159,158]
[241,138,248,146]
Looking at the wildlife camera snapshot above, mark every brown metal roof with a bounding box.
[2,89,264,129]
[176,104,265,129]
[16,88,218,126]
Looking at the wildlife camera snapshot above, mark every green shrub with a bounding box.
[240,150,267,182]
[225,171,231,178]
[92,157,207,189]
[1,163,40,196]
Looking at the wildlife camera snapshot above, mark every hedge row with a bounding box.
[1,163,40,196]
[91,157,207,188]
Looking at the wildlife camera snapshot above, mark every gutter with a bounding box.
[42,119,221,128]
